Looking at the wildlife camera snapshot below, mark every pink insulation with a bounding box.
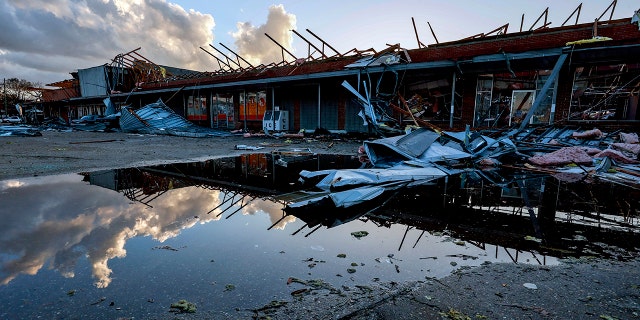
[572,128,603,139]
[528,146,593,166]
[620,132,639,144]
[594,149,639,164]
[611,143,640,156]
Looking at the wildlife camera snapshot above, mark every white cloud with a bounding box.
[231,4,297,66]
[0,0,215,84]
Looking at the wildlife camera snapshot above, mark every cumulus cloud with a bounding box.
[242,198,297,230]
[231,4,297,66]
[0,0,215,84]
[0,169,298,289]
[0,177,229,287]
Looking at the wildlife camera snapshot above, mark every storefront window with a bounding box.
[509,90,535,126]
[569,64,640,121]
[187,96,207,121]
[473,73,543,127]
[239,91,267,121]
[474,75,493,127]
[212,93,234,128]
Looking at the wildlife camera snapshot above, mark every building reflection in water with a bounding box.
[0,153,637,291]
[90,152,640,263]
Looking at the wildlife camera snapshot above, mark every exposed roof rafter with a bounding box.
[291,29,328,60]
[264,32,298,64]
[561,3,583,26]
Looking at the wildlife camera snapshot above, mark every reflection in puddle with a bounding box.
[0,153,637,318]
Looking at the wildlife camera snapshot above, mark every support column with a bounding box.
[538,176,559,231]
[317,84,321,129]
[449,72,457,128]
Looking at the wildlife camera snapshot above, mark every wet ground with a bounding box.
[0,153,639,319]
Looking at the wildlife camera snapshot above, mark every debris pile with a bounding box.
[119,99,231,137]
[284,125,640,220]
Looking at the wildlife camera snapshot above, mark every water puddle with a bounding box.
[0,153,638,318]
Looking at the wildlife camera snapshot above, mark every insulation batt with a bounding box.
[620,132,639,144]
[528,146,593,166]
[594,149,639,164]
[572,128,603,139]
[611,143,640,156]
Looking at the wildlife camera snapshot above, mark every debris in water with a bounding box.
[351,231,369,239]
[573,235,588,241]
[523,283,538,290]
[224,284,236,291]
[251,300,288,314]
[439,308,471,320]
[170,299,197,313]
[152,245,179,251]
[337,253,347,258]
[235,144,265,150]
[524,236,542,243]
[290,288,308,296]
[347,268,356,273]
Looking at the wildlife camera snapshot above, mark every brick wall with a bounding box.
[409,19,640,63]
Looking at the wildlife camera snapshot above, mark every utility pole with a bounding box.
[3,78,7,117]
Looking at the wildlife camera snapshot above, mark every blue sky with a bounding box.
[176,0,638,53]
[0,0,637,85]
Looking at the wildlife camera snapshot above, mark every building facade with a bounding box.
[41,15,640,134]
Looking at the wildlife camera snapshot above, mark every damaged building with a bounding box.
[38,4,640,136]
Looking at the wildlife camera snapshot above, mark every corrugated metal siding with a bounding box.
[78,66,108,97]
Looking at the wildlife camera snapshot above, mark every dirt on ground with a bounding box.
[0,130,362,180]
[242,258,640,320]
[2,130,639,320]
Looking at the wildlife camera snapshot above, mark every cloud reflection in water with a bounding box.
[0,174,291,288]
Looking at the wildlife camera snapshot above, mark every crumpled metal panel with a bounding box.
[363,128,441,167]
[300,165,451,191]
[119,99,231,137]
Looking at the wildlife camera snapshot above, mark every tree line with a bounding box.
[1,78,43,116]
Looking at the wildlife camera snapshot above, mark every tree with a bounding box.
[2,78,42,116]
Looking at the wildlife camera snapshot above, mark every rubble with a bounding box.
[0,125,42,137]
[284,125,640,219]
[119,98,231,138]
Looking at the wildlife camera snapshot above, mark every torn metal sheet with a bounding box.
[235,145,264,150]
[287,124,640,224]
[301,165,453,191]
[344,53,402,68]
[341,80,378,127]
[119,99,231,137]
[362,127,515,168]
[0,125,42,137]
[362,128,440,167]
[103,97,117,116]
